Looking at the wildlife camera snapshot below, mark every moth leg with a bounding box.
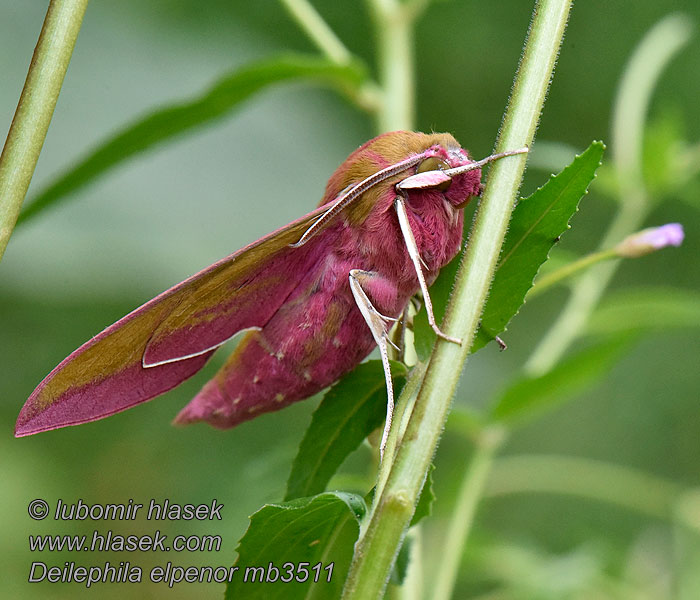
[348,269,397,460]
[390,305,411,362]
[394,196,462,345]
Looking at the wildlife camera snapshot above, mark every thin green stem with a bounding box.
[526,248,617,299]
[279,0,353,64]
[524,233,626,377]
[486,454,683,520]
[279,0,383,116]
[341,2,572,598]
[524,14,693,376]
[0,0,89,261]
[368,0,417,132]
[431,428,506,600]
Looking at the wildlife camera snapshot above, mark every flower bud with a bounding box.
[615,223,684,258]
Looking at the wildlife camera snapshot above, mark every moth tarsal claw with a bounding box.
[433,326,462,346]
[495,335,507,351]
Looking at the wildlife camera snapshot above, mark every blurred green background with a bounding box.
[1,1,699,598]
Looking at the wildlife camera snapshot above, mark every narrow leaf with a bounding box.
[18,54,368,224]
[587,287,700,335]
[285,360,407,501]
[414,142,605,359]
[226,492,365,600]
[473,141,606,350]
[490,335,633,425]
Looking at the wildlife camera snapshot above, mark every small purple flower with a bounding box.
[615,223,684,258]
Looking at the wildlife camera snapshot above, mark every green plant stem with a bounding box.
[279,0,381,112]
[0,0,89,261]
[341,2,572,598]
[526,248,617,299]
[486,454,683,519]
[431,427,506,600]
[524,14,693,376]
[280,0,353,64]
[368,0,425,132]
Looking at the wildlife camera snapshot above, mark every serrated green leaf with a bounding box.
[490,335,633,425]
[473,141,606,350]
[285,360,407,501]
[226,492,365,600]
[415,142,605,359]
[18,54,368,225]
[587,287,700,335]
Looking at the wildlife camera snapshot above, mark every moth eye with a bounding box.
[417,157,450,173]
[416,157,451,191]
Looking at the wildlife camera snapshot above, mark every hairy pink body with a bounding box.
[176,133,481,428]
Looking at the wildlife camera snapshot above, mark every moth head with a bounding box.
[294,133,527,248]
[397,145,482,209]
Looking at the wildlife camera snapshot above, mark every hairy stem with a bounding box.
[342,2,572,597]
[0,0,89,260]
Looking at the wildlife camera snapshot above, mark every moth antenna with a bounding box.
[443,146,529,178]
[291,153,429,248]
